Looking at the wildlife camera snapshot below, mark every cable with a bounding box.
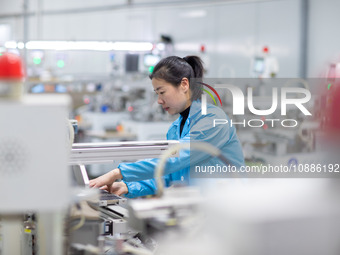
[70,203,85,232]
[155,142,231,197]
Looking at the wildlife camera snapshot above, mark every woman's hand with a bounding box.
[101,182,128,196]
[89,168,123,189]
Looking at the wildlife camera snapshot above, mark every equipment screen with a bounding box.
[144,54,161,66]
[253,57,265,73]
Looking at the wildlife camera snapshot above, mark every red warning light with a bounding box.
[263,46,269,54]
[200,44,206,53]
[84,97,90,104]
[0,53,25,80]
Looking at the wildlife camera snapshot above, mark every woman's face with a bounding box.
[152,78,191,115]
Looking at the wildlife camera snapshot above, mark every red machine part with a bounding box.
[0,53,25,80]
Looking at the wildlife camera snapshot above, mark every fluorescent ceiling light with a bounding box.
[112,42,153,51]
[25,41,113,51]
[156,43,165,51]
[180,10,207,18]
[4,41,17,49]
[5,40,153,52]
[17,42,25,49]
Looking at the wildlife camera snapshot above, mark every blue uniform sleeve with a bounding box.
[124,175,171,198]
[118,139,190,182]
[119,107,244,182]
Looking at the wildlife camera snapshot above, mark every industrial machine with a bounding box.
[0,53,73,255]
[252,46,279,79]
[0,94,72,255]
[67,140,180,254]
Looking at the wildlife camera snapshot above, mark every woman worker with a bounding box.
[89,56,245,198]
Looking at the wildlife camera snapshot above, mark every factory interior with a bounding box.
[0,0,340,254]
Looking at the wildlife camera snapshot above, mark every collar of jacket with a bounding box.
[173,100,201,131]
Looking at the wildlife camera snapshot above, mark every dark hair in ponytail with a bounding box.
[149,55,204,100]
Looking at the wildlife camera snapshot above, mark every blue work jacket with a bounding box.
[119,100,245,198]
